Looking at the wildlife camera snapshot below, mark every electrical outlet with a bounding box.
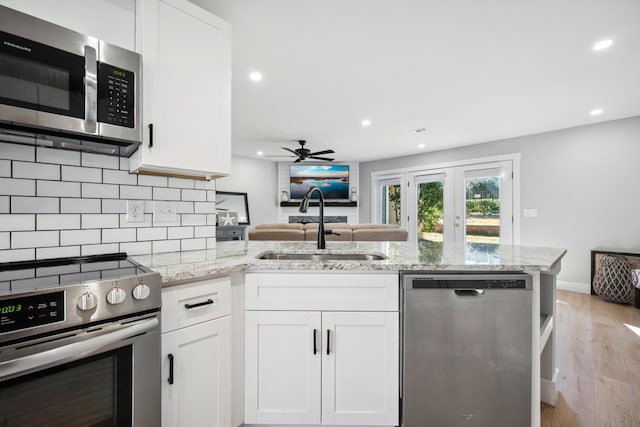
[154,201,178,223]
[523,208,538,218]
[127,200,145,222]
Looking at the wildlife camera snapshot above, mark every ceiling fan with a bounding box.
[267,140,335,162]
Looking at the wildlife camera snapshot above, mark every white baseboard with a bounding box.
[557,280,590,294]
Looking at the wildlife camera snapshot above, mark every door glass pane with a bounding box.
[417,180,444,242]
[464,173,500,244]
[380,183,401,225]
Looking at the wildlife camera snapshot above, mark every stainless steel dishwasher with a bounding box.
[401,272,532,427]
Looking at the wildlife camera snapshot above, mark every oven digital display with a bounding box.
[0,291,65,334]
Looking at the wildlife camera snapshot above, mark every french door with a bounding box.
[407,161,513,245]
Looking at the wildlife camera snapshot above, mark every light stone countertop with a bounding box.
[132,240,567,285]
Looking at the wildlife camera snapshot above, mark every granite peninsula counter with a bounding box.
[132,240,566,284]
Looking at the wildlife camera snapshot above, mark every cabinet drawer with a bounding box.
[162,276,231,333]
[245,272,398,311]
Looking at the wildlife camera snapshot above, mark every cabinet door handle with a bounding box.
[326,329,331,355]
[313,329,318,355]
[148,123,154,148]
[184,299,214,309]
[167,353,174,385]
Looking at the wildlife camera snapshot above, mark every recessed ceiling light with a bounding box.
[249,71,263,81]
[418,144,425,149]
[361,119,371,127]
[590,108,603,116]
[411,128,427,134]
[592,39,613,51]
[256,150,264,156]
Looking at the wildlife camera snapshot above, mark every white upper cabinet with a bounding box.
[0,0,136,50]
[131,0,231,178]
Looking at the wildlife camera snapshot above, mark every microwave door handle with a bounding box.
[84,45,98,133]
[0,317,158,379]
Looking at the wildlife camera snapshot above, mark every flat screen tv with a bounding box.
[290,164,350,200]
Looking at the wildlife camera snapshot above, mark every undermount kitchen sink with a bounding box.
[257,252,387,261]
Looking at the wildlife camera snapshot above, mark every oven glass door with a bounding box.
[0,30,85,118]
[0,345,132,427]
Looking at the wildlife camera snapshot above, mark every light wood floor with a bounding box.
[541,290,640,426]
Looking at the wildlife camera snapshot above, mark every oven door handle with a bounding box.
[0,317,158,379]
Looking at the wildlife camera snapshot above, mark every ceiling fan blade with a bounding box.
[294,157,302,163]
[308,149,335,156]
[281,147,298,155]
[308,156,334,161]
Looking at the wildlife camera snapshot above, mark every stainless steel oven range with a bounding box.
[0,253,161,427]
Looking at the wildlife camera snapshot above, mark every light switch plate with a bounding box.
[127,200,145,222]
[154,201,178,223]
[523,208,538,217]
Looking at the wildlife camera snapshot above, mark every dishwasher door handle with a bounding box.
[454,289,485,297]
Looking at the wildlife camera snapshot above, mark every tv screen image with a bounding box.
[290,165,350,199]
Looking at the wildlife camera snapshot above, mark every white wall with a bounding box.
[216,155,279,226]
[360,116,640,291]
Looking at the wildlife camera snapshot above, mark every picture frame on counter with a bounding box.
[216,191,250,225]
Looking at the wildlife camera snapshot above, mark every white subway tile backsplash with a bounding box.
[176,201,194,213]
[195,180,215,190]
[120,241,151,255]
[102,199,127,213]
[82,153,119,169]
[12,197,59,213]
[0,142,35,161]
[82,183,119,199]
[207,190,216,202]
[37,147,80,165]
[120,185,151,200]
[60,229,101,246]
[12,231,59,249]
[62,166,102,183]
[61,198,101,213]
[181,238,206,251]
[206,214,217,225]
[37,180,80,197]
[153,187,180,200]
[36,246,79,260]
[153,240,180,253]
[119,213,152,228]
[82,214,119,229]
[37,214,80,230]
[0,232,8,250]
[137,227,167,241]
[168,178,194,189]
[194,202,216,213]
[119,157,130,171]
[103,169,137,185]
[0,178,35,196]
[138,175,167,187]
[13,161,60,180]
[168,226,194,239]
[0,196,7,213]
[182,189,206,202]
[102,228,136,243]
[206,237,216,249]
[0,215,35,231]
[0,160,9,177]
[0,248,35,262]
[194,226,215,238]
[81,243,119,256]
[182,214,207,226]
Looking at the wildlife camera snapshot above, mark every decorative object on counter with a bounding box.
[590,250,640,295]
[217,211,238,226]
[592,255,634,303]
[216,191,250,224]
[280,190,289,202]
[350,187,358,202]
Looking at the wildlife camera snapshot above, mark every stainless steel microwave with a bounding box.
[0,5,141,156]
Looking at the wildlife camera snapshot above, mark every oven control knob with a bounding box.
[77,291,98,311]
[132,284,151,300]
[106,287,127,305]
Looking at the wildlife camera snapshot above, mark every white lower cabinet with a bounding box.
[161,277,231,427]
[244,272,399,426]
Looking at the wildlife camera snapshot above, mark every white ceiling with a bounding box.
[195,0,640,162]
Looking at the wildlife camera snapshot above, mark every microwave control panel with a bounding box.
[0,291,65,334]
[98,63,135,128]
